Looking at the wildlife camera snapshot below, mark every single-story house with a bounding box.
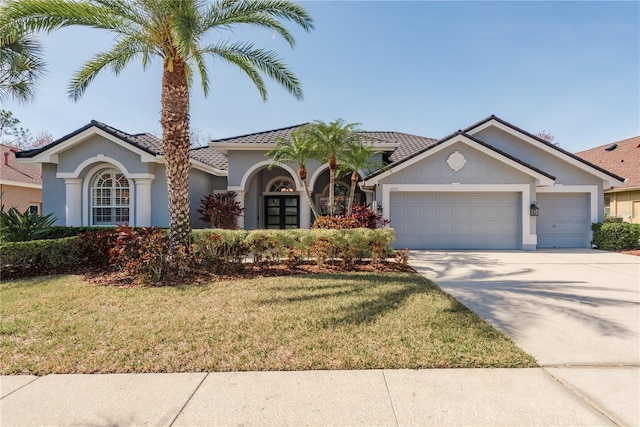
[15,115,625,250]
[575,136,639,224]
[1,143,42,214]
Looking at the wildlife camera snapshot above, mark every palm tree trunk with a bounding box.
[347,170,358,215]
[161,57,192,253]
[298,165,320,219]
[328,154,336,215]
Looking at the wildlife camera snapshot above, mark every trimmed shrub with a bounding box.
[192,229,249,272]
[591,222,640,251]
[312,204,390,230]
[0,237,80,279]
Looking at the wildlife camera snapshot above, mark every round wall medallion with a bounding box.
[446,150,467,172]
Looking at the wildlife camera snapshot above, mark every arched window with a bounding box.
[266,176,295,193]
[91,168,130,225]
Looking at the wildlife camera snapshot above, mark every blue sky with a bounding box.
[4,1,639,153]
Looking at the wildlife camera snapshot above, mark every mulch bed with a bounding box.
[85,261,417,287]
[620,250,640,257]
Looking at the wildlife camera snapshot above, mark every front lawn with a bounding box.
[0,272,536,374]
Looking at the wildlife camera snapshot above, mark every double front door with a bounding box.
[265,196,299,229]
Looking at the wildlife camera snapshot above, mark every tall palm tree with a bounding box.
[0,29,46,104]
[307,119,361,215]
[0,0,313,253]
[266,127,320,219]
[337,142,381,215]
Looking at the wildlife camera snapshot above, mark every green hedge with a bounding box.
[0,237,80,279]
[2,228,397,281]
[591,223,640,251]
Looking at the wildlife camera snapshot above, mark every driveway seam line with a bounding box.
[381,370,400,427]
[541,367,621,426]
[169,373,209,427]
[0,375,41,400]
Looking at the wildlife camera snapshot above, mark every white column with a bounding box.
[298,190,311,229]
[235,191,246,229]
[64,178,83,226]
[135,178,153,226]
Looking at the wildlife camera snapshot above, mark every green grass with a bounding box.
[0,273,536,374]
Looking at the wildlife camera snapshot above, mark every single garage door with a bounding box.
[390,192,519,249]
[537,193,589,248]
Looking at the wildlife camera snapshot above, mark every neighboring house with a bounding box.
[575,136,639,224]
[15,115,625,250]
[0,144,42,214]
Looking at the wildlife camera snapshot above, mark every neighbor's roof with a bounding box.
[0,144,41,186]
[575,136,640,190]
[16,120,228,171]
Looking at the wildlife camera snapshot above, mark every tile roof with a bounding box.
[360,131,438,162]
[15,120,226,170]
[0,144,41,186]
[210,125,436,163]
[575,136,640,190]
[189,146,228,170]
[211,123,310,144]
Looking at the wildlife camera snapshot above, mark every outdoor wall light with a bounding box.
[376,201,383,215]
[530,202,540,217]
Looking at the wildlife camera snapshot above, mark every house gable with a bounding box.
[465,116,625,187]
[363,131,555,187]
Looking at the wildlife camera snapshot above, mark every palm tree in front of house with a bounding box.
[0,0,313,255]
[266,127,320,219]
[307,119,361,215]
[0,29,46,104]
[338,142,381,215]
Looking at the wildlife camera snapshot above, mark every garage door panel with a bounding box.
[391,192,519,250]
[537,193,589,248]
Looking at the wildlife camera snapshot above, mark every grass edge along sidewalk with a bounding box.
[1,272,536,374]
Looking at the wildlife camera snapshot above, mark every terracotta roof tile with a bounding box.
[0,144,41,186]
[575,136,640,190]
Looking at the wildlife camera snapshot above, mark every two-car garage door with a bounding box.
[390,191,591,250]
[391,192,519,250]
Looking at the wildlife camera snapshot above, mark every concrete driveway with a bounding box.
[410,248,640,425]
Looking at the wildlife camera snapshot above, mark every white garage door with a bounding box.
[537,193,589,248]
[390,192,519,250]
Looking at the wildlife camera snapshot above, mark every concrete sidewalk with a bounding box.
[0,369,617,426]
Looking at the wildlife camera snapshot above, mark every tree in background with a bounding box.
[0,29,46,104]
[0,0,314,258]
[536,130,558,146]
[0,109,52,150]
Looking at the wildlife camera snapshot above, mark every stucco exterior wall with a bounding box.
[57,135,154,175]
[0,185,41,213]
[377,142,535,187]
[474,127,602,186]
[42,163,66,225]
[151,165,169,227]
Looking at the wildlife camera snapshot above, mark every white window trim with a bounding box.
[381,183,537,247]
[265,176,296,194]
[82,163,135,226]
[88,167,133,227]
[236,160,302,192]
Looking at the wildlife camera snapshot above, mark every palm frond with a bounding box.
[204,40,302,101]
